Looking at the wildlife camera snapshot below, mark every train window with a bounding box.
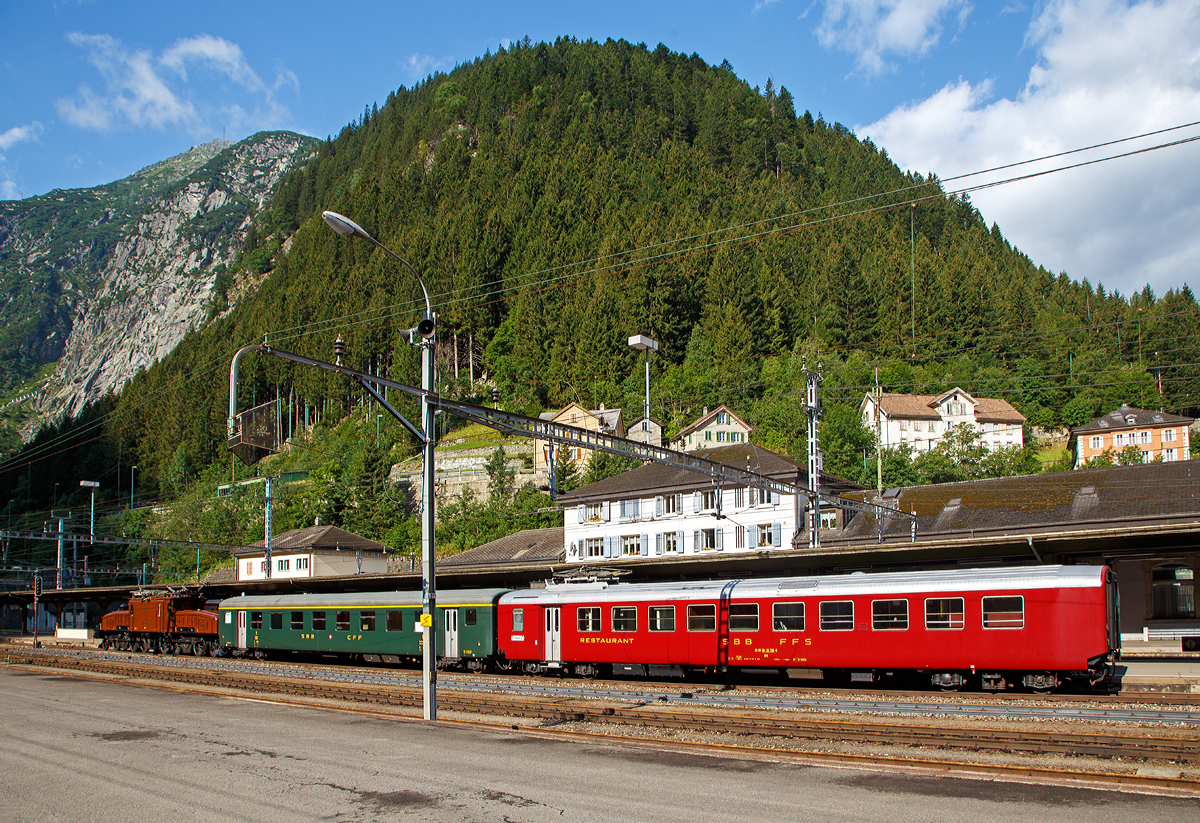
[773,602,805,631]
[728,603,759,632]
[687,604,717,632]
[577,607,602,632]
[290,611,304,630]
[871,599,908,630]
[512,608,524,632]
[612,607,637,632]
[335,611,351,631]
[982,596,1024,629]
[270,612,283,630]
[649,605,676,632]
[250,611,262,630]
[312,611,326,631]
[819,601,853,631]
[386,611,404,632]
[361,611,376,632]
[465,608,477,626]
[925,598,965,629]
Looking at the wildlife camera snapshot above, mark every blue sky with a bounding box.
[2,1,1198,298]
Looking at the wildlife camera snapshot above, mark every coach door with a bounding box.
[237,610,247,648]
[543,606,561,662]
[444,609,459,657]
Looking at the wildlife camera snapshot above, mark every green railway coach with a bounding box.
[217,589,511,669]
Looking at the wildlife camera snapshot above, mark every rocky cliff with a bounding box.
[0,131,318,430]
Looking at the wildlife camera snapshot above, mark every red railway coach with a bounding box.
[496,565,1119,691]
[98,590,220,655]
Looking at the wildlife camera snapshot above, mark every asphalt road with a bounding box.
[1,669,1195,823]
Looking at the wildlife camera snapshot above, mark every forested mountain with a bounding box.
[3,37,1197,569]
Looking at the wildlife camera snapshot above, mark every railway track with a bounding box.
[10,648,1200,768]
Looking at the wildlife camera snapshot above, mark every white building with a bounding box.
[669,406,753,452]
[233,524,389,582]
[860,387,1025,454]
[561,443,857,563]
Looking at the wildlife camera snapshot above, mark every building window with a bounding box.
[360,611,376,632]
[612,607,637,632]
[701,490,717,510]
[660,532,679,554]
[585,538,604,558]
[1164,428,1177,442]
[900,420,909,431]
[717,412,729,424]
[1166,448,1177,461]
[773,602,805,631]
[297,557,309,571]
[819,601,854,631]
[1141,450,1150,463]
[687,604,717,631]
[619,499,641,519]
[577,607,601,632]
[734,488,744,508]
[981,596,1024,629]
[312,611,326,631]
[735,525,745,548]
[871,599,908,630]
[913,420,923,433]
[260,561,268,573]
[245,562,252,576]
[697,528,718,550]
[731,432,742,442]
[1090,436,1103,450]
[585,502,602,520]
[648,605,675,632]
[728,603,759,632]
[1140,431,1151,444]
[278,559,289,572]
[820,511,838,530]
[1115,433,1126,447]
[705,430,713,441]
[755,524,775,547]
[662,494,680,514]
[1152,565,1195,619]
[621,535,642,556]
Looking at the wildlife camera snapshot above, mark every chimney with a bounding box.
[314,515,323,527]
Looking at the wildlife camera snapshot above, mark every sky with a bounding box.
[2,0,1198,299]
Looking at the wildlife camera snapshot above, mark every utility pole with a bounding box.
[802,358,822,548]
[874,368,883,495]
[264,475,274,578]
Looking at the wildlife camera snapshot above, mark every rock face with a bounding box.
[0,132,318,429]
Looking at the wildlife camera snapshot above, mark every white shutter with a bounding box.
[655,534,663,555]
[641,534,649,556]
[750,525,759,547]
[693,530,700,551]
[655,496,663,516]
[602,501,610,521]
[748,489,756,508]
[771,491,780,505]
[676,529,684,553]
[715,528,724,551]
[693,492,702,513]
[633,499,640,518]
[577,504,585,524]
[772,523,783,547]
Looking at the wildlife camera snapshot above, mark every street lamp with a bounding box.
[79,480,98,626]
[323,210,439,721]
[628,335,658,444]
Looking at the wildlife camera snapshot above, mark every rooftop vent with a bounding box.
[1071,486,1099,521]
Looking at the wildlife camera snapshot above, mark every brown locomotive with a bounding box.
[98,589,220,655]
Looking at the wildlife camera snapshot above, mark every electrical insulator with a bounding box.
[333,334,346,365]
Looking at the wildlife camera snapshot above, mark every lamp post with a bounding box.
[130,466,137,510]
[627,335,658,443]
[323,210,439,721]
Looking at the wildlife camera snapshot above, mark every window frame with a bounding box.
[512,608,524,633]
[360,610,376,632]
[577,606,602,633]
[870,599,909,631]
[686,604,717,632]
[335,610,351,631]
[924,597,965,630]
[728,602,760,632]
[386,611,405,632]
[648,605,676,632]
[772,602,805,632]
[312,611,326,631]
[819,600,854,631]
[250,611,263,629]
[290,611,304,630]
[612,606,637,633]
[269,611,283,630]
[981,596,1025,629]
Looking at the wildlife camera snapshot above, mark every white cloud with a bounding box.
[816,0,972,75]
[56,32,295,135]
[403,52,454,82]
[0,121,44,154]
[862,0,1200,297]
